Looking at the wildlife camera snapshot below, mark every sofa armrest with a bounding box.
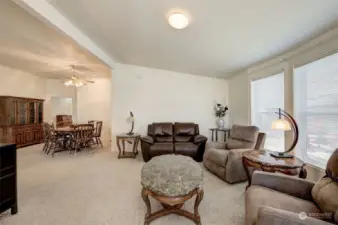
[257,207,333,225]
[252,171,315,201]
[194,135,207,144]
[207,141,226,150]
[141,136,154,144]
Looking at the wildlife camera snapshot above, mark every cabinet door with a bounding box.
[28,102,36,124]
[7,98,16,126]
[23,130,31,143]
[33,129,42,142]
[37,102,43,124]
[17,100,27,125]
[15,132,24,145]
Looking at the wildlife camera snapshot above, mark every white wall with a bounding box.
[111,63,229,150]
[0,64,76,123]
[0,64,46,98]
[76,77,112,146]
[44,78,77,123]
[50,97,73,124]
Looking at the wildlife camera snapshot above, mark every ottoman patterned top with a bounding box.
[141,155,203,197]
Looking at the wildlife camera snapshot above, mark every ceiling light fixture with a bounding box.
[168,13,189,29]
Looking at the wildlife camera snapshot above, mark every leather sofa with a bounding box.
[140,122,207,162]
[203,124,266,183]
[245,149,338,225]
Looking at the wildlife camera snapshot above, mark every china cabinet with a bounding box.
[0,96,44,148]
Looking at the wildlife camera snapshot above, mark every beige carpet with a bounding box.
[0,144,246,225]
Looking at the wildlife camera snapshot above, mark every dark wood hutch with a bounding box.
[0,96,44,148]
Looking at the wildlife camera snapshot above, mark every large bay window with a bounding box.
[293,53,338,169]
[251,72,285,152]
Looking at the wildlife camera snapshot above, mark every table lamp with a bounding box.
[127,111,135,135]
[270,108,299,158]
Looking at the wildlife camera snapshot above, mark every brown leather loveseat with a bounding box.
[140,122,207,162]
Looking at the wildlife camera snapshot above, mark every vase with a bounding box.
[216,118,225,129]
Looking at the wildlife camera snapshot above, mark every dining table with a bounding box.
[55,126,75,133]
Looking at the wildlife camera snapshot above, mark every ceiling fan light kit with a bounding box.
[63,64,95,87]
[64,78,84,87]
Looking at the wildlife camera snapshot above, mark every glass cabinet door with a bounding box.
[18,100,27,125]
[37,102,43,124]
[28,102,36,124]
[8,99,16,125]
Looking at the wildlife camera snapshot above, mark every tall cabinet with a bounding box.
[0,96,44,148]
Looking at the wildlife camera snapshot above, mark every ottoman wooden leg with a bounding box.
[141,188,151,224]
[194,188,204,224]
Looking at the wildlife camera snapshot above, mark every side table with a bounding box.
[242,150,307,190]
[116,133,141,159]
[209,128,230,142]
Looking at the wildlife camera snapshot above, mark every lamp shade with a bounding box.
[271,119,291,131]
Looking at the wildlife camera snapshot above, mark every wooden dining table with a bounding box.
[55,126,75,133]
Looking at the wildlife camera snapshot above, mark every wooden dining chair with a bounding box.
[45,124,64,157]
[42,122,50,152]
[93,121,103,148]
[70,124,94,155]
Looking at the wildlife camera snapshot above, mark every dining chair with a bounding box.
[42,122,50,152]
[70,124,94,155]
[45,124,64,157]
[93,121,103,148]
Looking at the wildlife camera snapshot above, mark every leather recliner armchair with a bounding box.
[140,122,207,162]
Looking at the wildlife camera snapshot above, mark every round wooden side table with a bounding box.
[242,150,307,189]
[141,155,204,225]
[116,133,140,159]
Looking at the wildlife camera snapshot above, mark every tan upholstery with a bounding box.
[256,207,333,225]
[203,124,265,184]
[246,185,321,225]
[245,149,338,225]
[226,125,259,149]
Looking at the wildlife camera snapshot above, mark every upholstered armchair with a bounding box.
[141,122,207,162]
[245,149,338,225]
[203,124,265,183]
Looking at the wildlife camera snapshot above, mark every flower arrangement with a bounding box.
[215,103,228,118]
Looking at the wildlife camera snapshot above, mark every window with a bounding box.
[251,73,285,151]
[294,53,338,169]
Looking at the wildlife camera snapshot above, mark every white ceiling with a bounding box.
[0,0,110,79]
[47,0,338,77]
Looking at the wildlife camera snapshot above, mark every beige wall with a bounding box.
[111,63,229,151]
[0,65,76,123]
[76,77,112,147]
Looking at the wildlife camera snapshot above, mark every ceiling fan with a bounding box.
[63,65,95,87]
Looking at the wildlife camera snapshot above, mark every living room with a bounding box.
[0,0,338,225]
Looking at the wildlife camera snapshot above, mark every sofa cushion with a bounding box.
[204,148,229,167]
[174,122,196,135]
[227,125,259,149]
[175,142,198,157]
[175,136,193,142]
[152,123,173,142]
[174,123,196,142]
[246,185,321,225]
[153,123,173,136]
[149,143,174,157]
[311,177,338,222]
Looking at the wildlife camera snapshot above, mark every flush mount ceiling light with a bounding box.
[168,13,189,29]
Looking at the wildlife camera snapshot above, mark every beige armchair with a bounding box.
[203,124,265,184]
[245,149,338,225]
